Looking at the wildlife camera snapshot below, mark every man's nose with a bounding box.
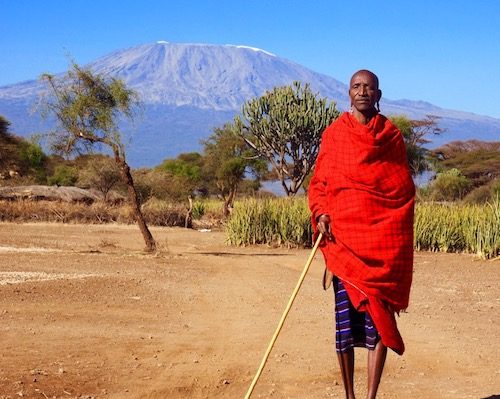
[358,85,367,95]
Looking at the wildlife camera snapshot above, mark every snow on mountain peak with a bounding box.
[0,41,499,167]
[226,44,276,57]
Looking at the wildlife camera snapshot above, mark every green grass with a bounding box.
[226,197,313,248]
[415,199,499,259]
[225,197,500,259]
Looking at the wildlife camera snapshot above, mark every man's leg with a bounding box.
[337,348,356,399]
[366,341,387,399]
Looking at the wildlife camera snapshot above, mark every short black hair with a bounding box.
[351,69,379,89]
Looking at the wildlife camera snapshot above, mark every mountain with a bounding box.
[0,41,499,167]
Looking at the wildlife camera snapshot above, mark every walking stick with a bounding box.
[244,233,323,399]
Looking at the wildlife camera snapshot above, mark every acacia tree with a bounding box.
[203,123,265,216]
[430,140,500,183]
[235,81,339,196]
[158,152,204,199]
[41,63,156,251]
[390,114,444,176]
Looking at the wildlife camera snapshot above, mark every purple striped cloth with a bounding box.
[333,277,380,352]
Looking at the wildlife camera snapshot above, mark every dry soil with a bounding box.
[0,222,498,399]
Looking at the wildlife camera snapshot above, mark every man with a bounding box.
[308,70,415,399]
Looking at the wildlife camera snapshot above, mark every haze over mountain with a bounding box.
[0,41,498,167]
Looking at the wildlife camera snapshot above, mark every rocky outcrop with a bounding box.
[0,185,124,204]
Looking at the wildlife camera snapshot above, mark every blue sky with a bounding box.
[1,0,499,118]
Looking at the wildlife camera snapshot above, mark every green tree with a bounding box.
[158,152,204,199]
[430,140,500,187]
[41,63,156,251]
[0,116,19,173]
[18,140,45,170]
[159,152,203,180]
[235,81,339,196]
[0,117,48,183]
[203,123,265,216]
[430,168,471,201]
[390,115,443,176]
[18,136,48,183]
[48,164,78,186]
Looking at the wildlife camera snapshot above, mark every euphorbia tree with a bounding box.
[235,81,339,196]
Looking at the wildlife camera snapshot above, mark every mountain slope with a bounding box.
[0,42,498,166]
[91,42,349,110]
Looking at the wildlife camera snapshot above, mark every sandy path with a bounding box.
[0,222,498,398]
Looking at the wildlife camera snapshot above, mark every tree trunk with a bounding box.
[222,189,236,218]
[280,178,291,196]
[185,196,193,229]
[117,157,156,252]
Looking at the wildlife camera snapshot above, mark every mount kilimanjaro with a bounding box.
[0,41,499,167]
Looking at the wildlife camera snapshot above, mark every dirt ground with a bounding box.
[0,222,498,399]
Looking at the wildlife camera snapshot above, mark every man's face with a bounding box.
[349,71,381,113]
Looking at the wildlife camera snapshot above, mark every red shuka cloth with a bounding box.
[308,112,415,355]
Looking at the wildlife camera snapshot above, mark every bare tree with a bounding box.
[78,155,122,202]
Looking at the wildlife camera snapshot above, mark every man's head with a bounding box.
[349,69,382,114]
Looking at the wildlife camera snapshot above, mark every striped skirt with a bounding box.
[333,277,380,352]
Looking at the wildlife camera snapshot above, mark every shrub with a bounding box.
[463,185,493,204]
[140,198,186,227]
[192,201,205,219]
[463,178,500,204]
[429,168,471,201]
[133,169,193,203]
[0,199,188,227]
[48,165,79,186]
[77,156,122,201]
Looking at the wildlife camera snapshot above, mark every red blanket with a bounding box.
[309,112,415,355]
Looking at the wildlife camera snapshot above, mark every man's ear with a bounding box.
[377,89,382,102]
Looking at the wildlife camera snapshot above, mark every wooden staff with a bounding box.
[244,233,323,399]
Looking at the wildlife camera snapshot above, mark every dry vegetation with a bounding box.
[1,196,499,259]
[0,199,187,227]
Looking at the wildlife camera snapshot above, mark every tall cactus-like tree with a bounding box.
[235,81,339,196]
[41,63,156,251]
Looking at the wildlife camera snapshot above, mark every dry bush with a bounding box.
[0,199,189,227]
[140,198,186,227]
[0,200,119,223]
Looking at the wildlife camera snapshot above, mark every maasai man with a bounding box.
[308,70,415,399]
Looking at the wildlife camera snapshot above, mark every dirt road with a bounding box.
[0,223,498,398]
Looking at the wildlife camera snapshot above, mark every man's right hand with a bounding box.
[317,214,334,242]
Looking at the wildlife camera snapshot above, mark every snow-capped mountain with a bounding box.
[90,42,349,110]
[0,41,498,166]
